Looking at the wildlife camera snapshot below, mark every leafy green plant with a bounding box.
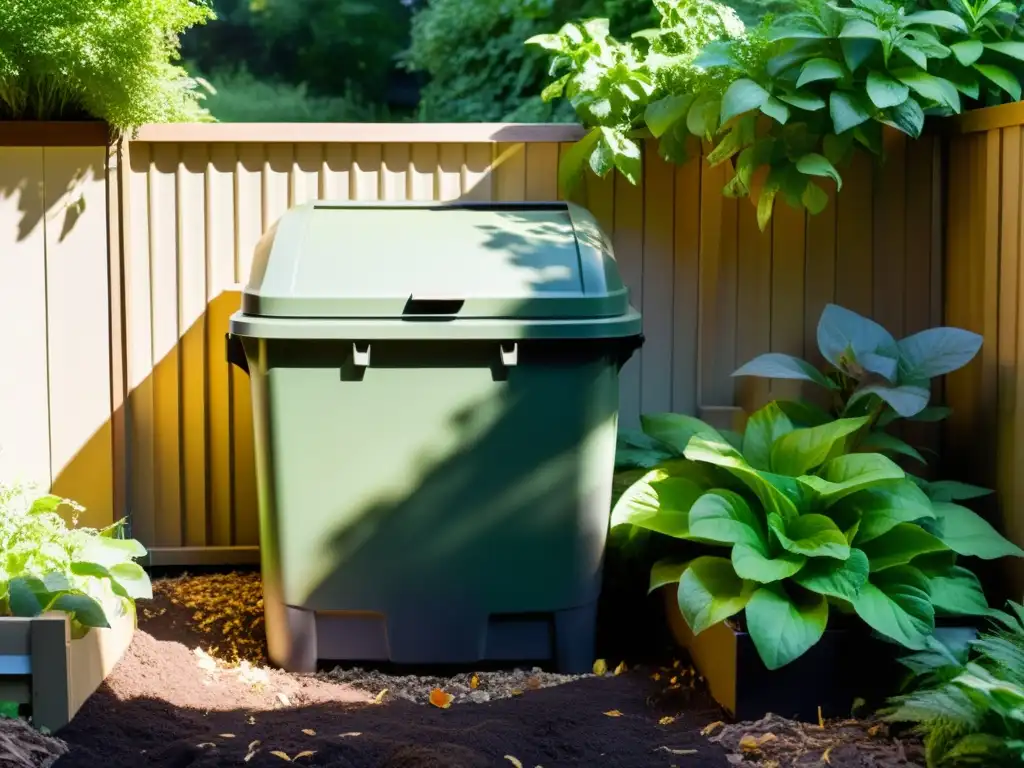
[882,603,1024,767]
[0,483,151,638]
[533,0,1024,228]
[612,305,1023,670]
[0,0,215,130]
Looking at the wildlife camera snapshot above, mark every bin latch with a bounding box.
[226,333,249,375]
[499,342,519,368]
[352,342,372,368]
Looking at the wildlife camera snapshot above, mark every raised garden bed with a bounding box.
[0,610,135,732]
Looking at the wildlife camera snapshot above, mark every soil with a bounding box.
[46,573,925,767]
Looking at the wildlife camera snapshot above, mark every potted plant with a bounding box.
[0,483,151,731]
[612,305,1024,720]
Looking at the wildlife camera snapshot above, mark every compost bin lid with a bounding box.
[241,201,632,321]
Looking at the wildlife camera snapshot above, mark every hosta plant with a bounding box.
[882,602,1024,767]
[0,483,151,638]
[532,0,1024,227]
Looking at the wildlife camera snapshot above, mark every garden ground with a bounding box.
[48,574,926,767]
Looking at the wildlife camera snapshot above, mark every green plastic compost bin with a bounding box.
[227,200,643,674]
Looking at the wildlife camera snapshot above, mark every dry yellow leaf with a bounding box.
[294,751,316,760]
[659,716,676,726]
[604,710,623,717]
[613,661,627,676]
[270,751,291,761]
[470,674,479,690]
[504,757,524,768]
[339,732,362,738]
[670,676,678,685]
[822,746,833,765]
[651,673,661,682]
[739,735,761,754]
[672,660,680,669]
[511,689,524,696]
[758,733,778,745]
[429,688,454,709]
[374,688,388,704]
[218,733,235,738]
[301,729,316,736]
[592,658,608,676]
[818,706,824,728]
[701,721,724,736]
[867,724,883,737]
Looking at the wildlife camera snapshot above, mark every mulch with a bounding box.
[44,573,925,767]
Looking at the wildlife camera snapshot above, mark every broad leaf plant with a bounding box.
[531,0,1024,228]
[613,305,1024,670]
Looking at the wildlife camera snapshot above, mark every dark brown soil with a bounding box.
[48,575,924,767]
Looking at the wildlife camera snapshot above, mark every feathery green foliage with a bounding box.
[884,603,1024,767]
[0,0,214,130]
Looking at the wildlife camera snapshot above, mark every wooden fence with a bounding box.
[0,123,944,564]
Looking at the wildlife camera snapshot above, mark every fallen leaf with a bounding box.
[592,659,608,676]
[651,673,661,682]
[867,724,883,737]
[339,732,362,738]
[504,757,524,768]
[218,733,235,738]
[604,710,623,717]
[470,674,479,690]
[276,692,291,707]
[739,735,761,754]
[247,715,256,725]
[429,688,454,709]
[248,741,261,751]
[758,733,778,745]
[244,753,257,764]
[270,751,292,761]
[673,660,681,669]
[511,689,524,696]
[526,676,542,690]
[196,743,217,748]
[822,746,833,764]
[374,688,388,704]
[613,661,627,676]
[670,676,678,685]
[701,721,724,736]
[301,729,316,736]
[659,716,676,726]
[656,746,698,755]
[294,751,316,760]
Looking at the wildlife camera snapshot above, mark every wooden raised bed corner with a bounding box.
[0,610,134,731]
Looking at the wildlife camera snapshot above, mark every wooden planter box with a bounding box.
[0,610,135,732]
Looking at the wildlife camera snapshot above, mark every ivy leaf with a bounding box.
[746,585,828,670]
[796,153,843,190]
[721,79,770,124]
[797,58,846,88]
[677,557,756,635]
[951,40,984,66]
[831,91,873,134]
[974,63,1022,100]
[866,71,910,109]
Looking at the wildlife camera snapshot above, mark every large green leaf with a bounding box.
[800,453,906,506]
[922,565,990,616]
[645,94,696,138]
[952,40,984,66]
[817,303,899,371]
[731,541,806,584]
[848,382,931,418]
[47,593,110,628]
[932,502,1024,559]
[746,585,829,670]
[770,513,851,560]
[648,559,689,593]
[610,464,704,538]
[641,413,725,454]
[109,562,153,600]
[689,489,766,547]
[793,548,869,600]
[883,96,926,138]
[860,522,950,571]
[903,10,968,32]
[839,19,885,40]
[898,327,983,379]
[77,535,147,568]
[742,402,795,472]
[845,480,935,543]
[777,90,827,112]
[686,94,721,138]
[760,97,791,125]
[797,58,845,88]
[557,128,601,198]
[985,41,1024,62]
[867,71,910,109]
[599,127,642,185]
[894,70,960,112]
[830,90,873,134]
[778,399,833,428]
[685,436,801,521]
[841,38,877,73]
[853,566,935,649]
[732,353,834,390]
[796,153,843,189]
[925,481,993,503]
[858,431,926,464]
[974,63,1022,100]
[770,416,869,477]
[7,578,42,617]
[677,557,756,635]
[720,79,770,124]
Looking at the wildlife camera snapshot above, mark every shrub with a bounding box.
[882,603,1024,767]
[612,304,1024,670]
[0,483,151,639]
[0,0,214,130]
[531,0,1024,227]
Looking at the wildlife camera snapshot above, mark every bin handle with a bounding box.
[499,342,518,367]
[352,342,371,368]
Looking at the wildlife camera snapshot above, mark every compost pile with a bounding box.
[708,713,925,767]
[0,718,67,768]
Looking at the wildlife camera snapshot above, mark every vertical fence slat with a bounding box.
[641,149,675,415]
[352,144,381,202]
[382,143,410,201]
[736,199,772,413]
[463,144,493,202]
[998,127,1020,558]
[178,144,208,547]
[525,143,558,200]
[438,144,464,201]
[293,144,322,206]
[672,156,701,416]
[804,181,837,372]
[494,143,526,202]
[323,144,352,200]
[769,203,806,402]
[835,155,874,316]
[614,172,644,429]
[904,137,934,336]
[0,147,51,492]
[872,132,908,337]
